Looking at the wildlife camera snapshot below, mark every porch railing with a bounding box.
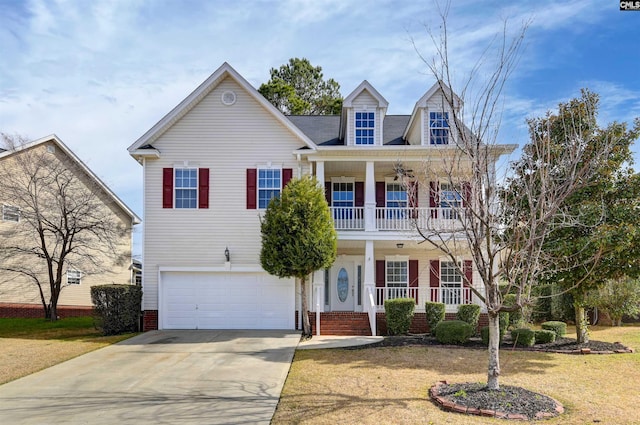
[329,206,464,231]
[375,286,473,311]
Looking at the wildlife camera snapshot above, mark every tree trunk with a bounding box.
[49,303,58,322]
[300,275,311,338]
[486,312,501,390]
[575,304,589,343]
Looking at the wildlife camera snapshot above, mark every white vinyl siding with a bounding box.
[142,77,311,310]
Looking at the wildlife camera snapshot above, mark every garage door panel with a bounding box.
[161,272,294,330]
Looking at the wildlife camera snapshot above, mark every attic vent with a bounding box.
[47,145,55,153]
[221,91,236,106]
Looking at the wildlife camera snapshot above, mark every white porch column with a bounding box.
[315,161,325,186]
[364,239,377,335]
[364,161,376,231]
[312,269,324,335]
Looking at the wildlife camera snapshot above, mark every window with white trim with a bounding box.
[386,181,408,219]
[2,205,20,222]
[175,168,197,208]
[440,261,462,305]
[440,183,462,219]
[67,270,82,285]
[386,260,408,299]
[355,111,375,145]
[429,111,449,145]
[258,168,281,209]
[332,180,354,221]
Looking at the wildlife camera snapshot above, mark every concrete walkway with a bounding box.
[0,330,300,425]
[297,335,383,350]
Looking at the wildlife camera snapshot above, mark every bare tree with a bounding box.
[411,5,618,390]
[0,134,130,320]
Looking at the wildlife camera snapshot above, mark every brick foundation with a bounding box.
[297,310,489,336]
[143,310,158,331]
[0,303,92,319]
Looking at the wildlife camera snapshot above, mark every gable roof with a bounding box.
[0,134,141,224]
[342,80,389,108]
[128,62,317,158]
[404,81,462,140]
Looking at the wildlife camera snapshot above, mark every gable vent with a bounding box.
[221,91,236,106]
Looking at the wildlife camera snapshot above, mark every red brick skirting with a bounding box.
[0,303,92,319]
[143,310,158,331]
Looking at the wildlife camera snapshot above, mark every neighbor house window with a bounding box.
[355,111,375,145]
[174,168,197,208]
[429,112,449,145]
[258,168,281,208]
[2,205,20,222]
[440,261,462,305]
[67,270,82,285]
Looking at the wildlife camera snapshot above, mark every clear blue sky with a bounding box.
[1,0,639,254]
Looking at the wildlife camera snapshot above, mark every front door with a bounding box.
[330,258,355,311]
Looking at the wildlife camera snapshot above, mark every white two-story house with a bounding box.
[128,63,514,335]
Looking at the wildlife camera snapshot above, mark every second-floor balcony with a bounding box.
[330,206,464,232]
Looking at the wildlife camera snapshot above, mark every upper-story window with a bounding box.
[440,183,462,219]
[258,169,281,209]
[429,112,449,145]
[67,270,82,285]
[2,205,20,222]
[175,168,198,208]
[355,111,375,145]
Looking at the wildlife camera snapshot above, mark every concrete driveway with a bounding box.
[0,330,300,425]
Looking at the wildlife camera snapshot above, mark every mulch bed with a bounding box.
[347,333,633,420]
[349,334,634,354]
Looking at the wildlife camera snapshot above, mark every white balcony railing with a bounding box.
[329,206,464,231]
[375,286,472,311]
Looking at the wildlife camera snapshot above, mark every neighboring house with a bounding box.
[128,63,515,334]
[0,135,141,318]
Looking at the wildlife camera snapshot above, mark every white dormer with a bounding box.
[403,81,463,146]
[341,81,389,146]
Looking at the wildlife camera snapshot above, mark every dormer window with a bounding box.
[355,111,375,145]
[430,112,449,145]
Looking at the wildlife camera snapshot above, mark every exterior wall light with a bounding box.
[224,247,230,262]
[396,243,404,249]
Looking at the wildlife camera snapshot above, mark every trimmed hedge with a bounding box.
[91,284,142,335]
[384,298,415,335]
[511,328,536,347]
[457,304,481,330]
[434,320,474,345]
[425,302,445,335]
[541,321,567,338]
[534,329,557,344]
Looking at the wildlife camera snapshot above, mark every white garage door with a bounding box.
[160,272,295,330]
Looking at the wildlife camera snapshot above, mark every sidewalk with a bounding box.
[297,335,383,350]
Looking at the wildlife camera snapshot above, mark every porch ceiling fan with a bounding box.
[391,161,415,180]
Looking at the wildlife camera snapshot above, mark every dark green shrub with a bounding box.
[481,326,504,346]
[499,311,509,335]
[551,287,575,323]
[456,304,481,330]
[504,294,525,328]
[541,321,567,337]
[434,320,474,345]
[510,328,535,347]
[425,301,445,335]
[91,284,142,336]
[534,329,557,344]
[384,298,415,335]
[532,284,553,322]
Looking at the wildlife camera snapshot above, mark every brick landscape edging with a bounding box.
[429,380,565,421]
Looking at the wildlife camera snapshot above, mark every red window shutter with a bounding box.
[463,181,471,208]
[324,181,332,205]
[464,260,473,304]
[198,168,209,209]
[162,168,173,209]
[409,259,418,303]
[355,182,364,207]
[375,182,385,207]
[376,260,385,306]
[282,168,293,188]
[246,168,257,209]
[429,181,439,218]
[430,260,440,302]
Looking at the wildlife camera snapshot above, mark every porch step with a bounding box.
[310,312,371,336]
